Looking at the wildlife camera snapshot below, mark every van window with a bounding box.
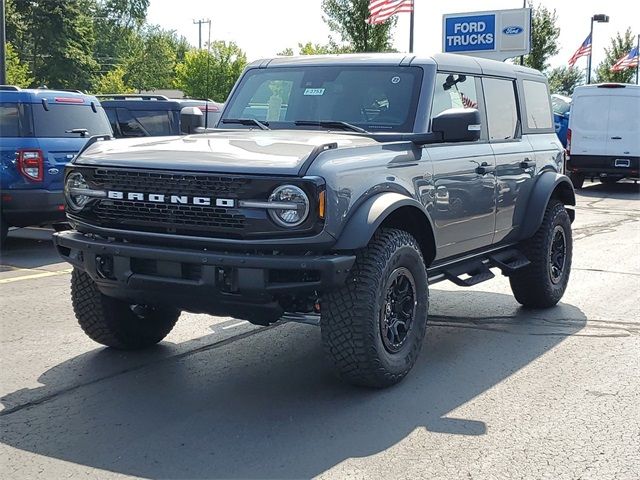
[523,80,553,129]
[483,78,519,141]
[0,103,21,137]
[32,104,112,138]
[431,73,479,120]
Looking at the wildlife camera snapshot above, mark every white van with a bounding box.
[566,83,640,188]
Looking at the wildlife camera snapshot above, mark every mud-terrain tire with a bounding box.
[510,200,572,308]
[321,228,429,388]
[71,268,180,349]
[569,172,584,189]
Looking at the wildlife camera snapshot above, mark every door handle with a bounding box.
[520,158,536,169]
[475,162,495,175]
[611,136,622,140]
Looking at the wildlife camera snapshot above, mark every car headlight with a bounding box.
[268,185,310,227]
[64,172,91,211]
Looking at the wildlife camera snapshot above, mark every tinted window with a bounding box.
[483,78,519,141]
[115,108,174,137]
[0,103,21,137]
[523,80,553,129]
[431,73,479,118]
[32,104,112,138]
[104,107,119,135]
[224,66,423,132]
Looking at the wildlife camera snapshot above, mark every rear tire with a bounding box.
[0,216,8,249]
[569,172,584,189]
[71,268,180,349]
[321,229,429,388]
[509,200,572,308]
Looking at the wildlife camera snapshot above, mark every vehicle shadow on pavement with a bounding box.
[576,180,640,200]
[0,228,61,270]
[0,290,587,479]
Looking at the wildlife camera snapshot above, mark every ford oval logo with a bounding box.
[503,26,524,35]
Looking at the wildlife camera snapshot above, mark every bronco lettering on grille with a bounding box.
[106,190,235,207]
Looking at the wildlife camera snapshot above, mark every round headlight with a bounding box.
[268,185,310,227]
[65,172,90,211]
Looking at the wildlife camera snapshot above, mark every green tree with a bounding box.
[594,29,637,84]
[547,66,584,95]
[124,26,178,92]
[277,41,352,56]
[322,0,396,52]
[174,42,247,101]
[6,42,34,87]
[92,66,134,94]
[523,3,560,72]
[8,0,98,89]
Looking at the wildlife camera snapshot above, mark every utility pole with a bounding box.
[1,0,6,85]
[193,18,211,50]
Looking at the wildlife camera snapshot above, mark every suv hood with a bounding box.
[75,130,378,176]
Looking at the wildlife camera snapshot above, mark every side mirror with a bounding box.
[431,108,481,143]
[180,106,204,134]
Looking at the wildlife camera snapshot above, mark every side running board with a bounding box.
[431,248,531,287]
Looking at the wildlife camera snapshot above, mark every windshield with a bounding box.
[551,95,571,116]
[222,66,423,132]
[32,103,112,138]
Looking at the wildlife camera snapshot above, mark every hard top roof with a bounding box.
[0,87,100,103]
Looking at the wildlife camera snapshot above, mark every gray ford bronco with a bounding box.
[54,53,575,387]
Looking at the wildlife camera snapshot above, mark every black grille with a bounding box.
[85,168,253,236]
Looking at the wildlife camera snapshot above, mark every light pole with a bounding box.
[587,14,609,84]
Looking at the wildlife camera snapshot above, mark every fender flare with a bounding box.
[519,171,576,241]
[333,192,434,251]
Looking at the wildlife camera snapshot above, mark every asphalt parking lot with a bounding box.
[0,180,638,479]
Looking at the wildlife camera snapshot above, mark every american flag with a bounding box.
[461,93,478,109]
[568,34,592,67]
[367,0,414,25]
[611,47,639,72]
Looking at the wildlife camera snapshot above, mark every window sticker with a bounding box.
[391,76,401,84]
[303,88,326,96]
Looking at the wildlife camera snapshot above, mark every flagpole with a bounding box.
[636,34,639,85]
[409,2,414,53]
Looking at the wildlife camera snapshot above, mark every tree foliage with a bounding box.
[547,66,584,95]
[123,26,179,92]
[174,42,248,101]
[93,66,135,94]
[523,3,560,72]
[322,0,396,52]
[6,42,34,87]
[278,41,352,56]
[594,28,637,84]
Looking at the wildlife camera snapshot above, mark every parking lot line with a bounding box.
[0,269,72,284]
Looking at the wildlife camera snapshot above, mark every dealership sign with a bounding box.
[443,8,531,61]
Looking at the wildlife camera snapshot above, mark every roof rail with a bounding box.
[0,85,21,91]
[95,94,169,101]
[57,88,85,94]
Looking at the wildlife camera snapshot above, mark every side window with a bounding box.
[431,73,479,119]
[116,108,146,137]
[104,108,119,136]
[523,80,553,129]
[131,110,173,136]
[483,78,519,141]
[0,103,21,137]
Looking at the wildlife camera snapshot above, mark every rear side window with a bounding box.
[32,103,112,137]
[116,109,174,137]
[523,80,553,129]
[483,78,519,141]
[0,103,21,137]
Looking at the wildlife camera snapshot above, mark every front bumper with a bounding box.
[1,189,66,226]
[53,230,355,319]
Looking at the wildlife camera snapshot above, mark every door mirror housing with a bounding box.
[431,108,481,143]
[180,106,204,134]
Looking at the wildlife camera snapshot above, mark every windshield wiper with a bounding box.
[221,118,270,130]
[294,120,368,133]
[65,128,89,137]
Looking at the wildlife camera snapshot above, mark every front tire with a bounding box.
[321,229,429,388]
[509,200,572,308]
[71,269,180,349]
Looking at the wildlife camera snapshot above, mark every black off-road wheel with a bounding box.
[71,268,180,349]
[321,228,429,388]
[569,172,584,189]
[509,200,572,308]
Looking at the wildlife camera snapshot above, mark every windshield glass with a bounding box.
[222,66,423,132]
[32,103,112,138]
[551,95,571,116]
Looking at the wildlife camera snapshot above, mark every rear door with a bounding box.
[31,100,112,190]
[569,93,610,157]
[605,92,640,158]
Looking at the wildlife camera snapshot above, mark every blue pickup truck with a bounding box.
[0,86,112,245]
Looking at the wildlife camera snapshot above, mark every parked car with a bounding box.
[54,53,574,388]
[566,83,640,188]
[0,86,112,245]
[98,94,224,138]
[551,93,571,147]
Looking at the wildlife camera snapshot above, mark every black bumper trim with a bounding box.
[1,189,66,226]
[53,231,355,306]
